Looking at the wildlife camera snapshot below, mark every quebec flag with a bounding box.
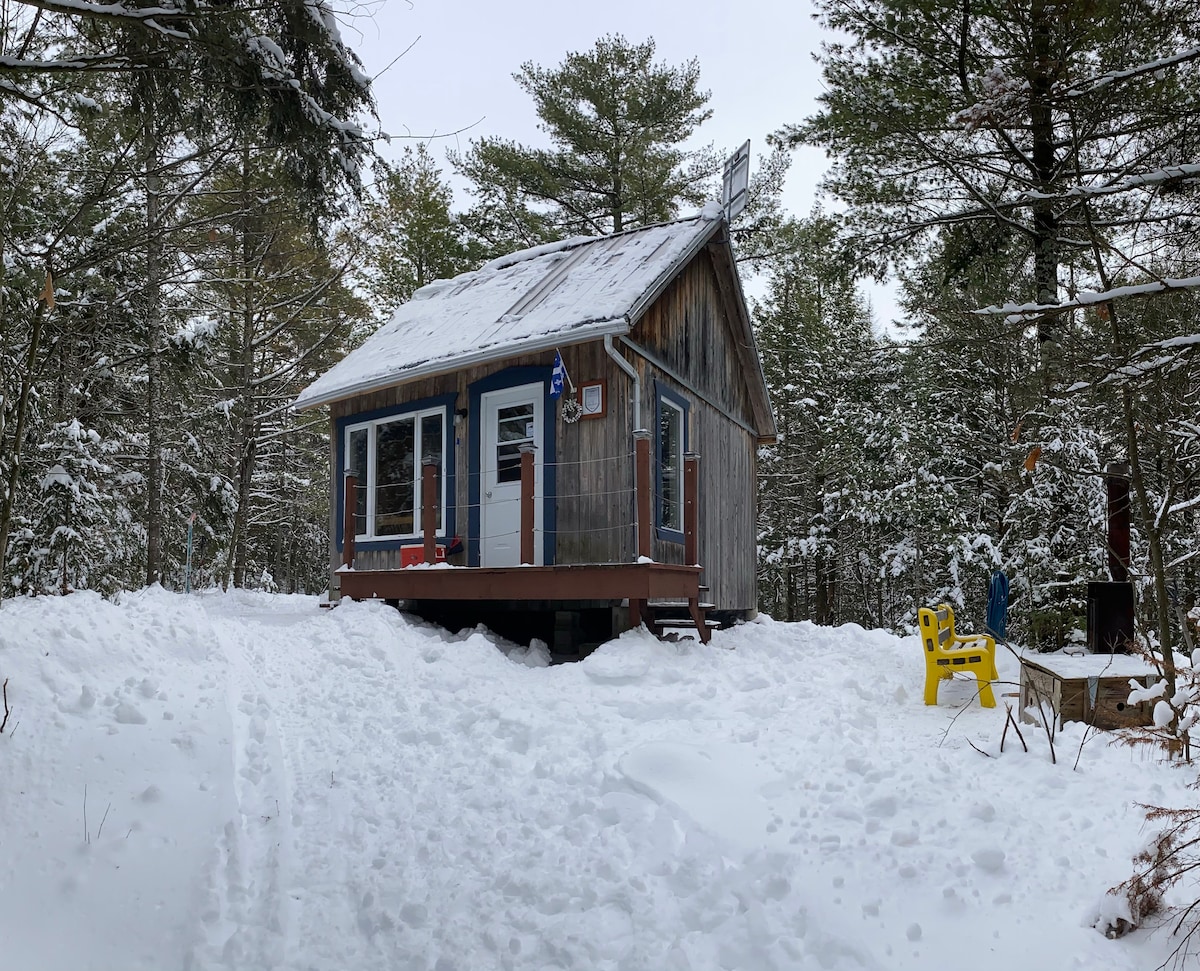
[550,351,565,398]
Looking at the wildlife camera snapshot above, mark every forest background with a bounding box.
[0,0,1197,665]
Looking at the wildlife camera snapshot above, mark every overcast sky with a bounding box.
[343,0,899,326]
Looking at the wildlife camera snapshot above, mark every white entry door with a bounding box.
[480,383,544,566]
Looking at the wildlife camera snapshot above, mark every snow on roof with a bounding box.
[296,211,723,410]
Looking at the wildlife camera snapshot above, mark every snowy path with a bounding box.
[193,605,295,969]
[2,588,1192,970]
[193,595,1185,970]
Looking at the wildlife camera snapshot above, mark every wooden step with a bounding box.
[654,618,722,629]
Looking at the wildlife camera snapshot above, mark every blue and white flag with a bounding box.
[550,350,566,398]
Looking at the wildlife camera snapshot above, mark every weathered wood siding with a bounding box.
[550,341,636,566]
[326,346,640,597]
[628,249,760,613]
[325,245,762,613]
[632,248,759,431]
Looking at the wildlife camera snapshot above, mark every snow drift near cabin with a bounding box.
[0,589,1194,970]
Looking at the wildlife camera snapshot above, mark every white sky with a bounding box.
[344,0,901,328]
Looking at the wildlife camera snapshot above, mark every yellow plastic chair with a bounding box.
[919,604,998,708]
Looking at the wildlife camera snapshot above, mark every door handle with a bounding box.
[486,490,492,498]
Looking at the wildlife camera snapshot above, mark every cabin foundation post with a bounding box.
[422,457,438,564]
[633,430,651,560]
[342,473,357,569]
[519,444,537,565]
[684,452,700,567]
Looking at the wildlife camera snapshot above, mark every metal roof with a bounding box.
[295,211,724,411]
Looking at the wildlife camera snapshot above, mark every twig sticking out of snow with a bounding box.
[1001,703,1028,754]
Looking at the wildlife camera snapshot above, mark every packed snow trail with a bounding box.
[0,588,1192,970]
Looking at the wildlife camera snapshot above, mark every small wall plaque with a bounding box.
[578,380,606,419]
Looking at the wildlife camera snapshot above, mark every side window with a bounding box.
[344,405,447,541]
[655,386,688,539]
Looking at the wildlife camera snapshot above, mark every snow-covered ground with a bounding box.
[0,588,1194,970]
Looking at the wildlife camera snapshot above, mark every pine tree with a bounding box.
[755,217,894,625]
[783,0,1200,662]
[781,0,1200,362]
[0,0,377,599]
[452,34,718,247]
[188,140,369,590]
[361,146,479,319]
[0,0,376,207]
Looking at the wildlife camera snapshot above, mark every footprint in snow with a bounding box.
[971,848,1006,872]
[115,702,147,725]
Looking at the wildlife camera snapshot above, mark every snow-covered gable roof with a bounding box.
[295,208,727,410]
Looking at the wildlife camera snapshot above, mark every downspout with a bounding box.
[604,333,640,429]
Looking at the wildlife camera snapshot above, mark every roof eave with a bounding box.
[293,317,631,412]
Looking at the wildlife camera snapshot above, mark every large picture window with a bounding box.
[655,385,688,541]
[344,405,446,541]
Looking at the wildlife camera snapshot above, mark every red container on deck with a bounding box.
[400,544,446,567]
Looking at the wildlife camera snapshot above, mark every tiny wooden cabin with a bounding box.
[295,208,776,650]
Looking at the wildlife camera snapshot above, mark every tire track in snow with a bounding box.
[201,598,431,970]
[193,605,294,970]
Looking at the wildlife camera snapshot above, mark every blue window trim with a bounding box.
[335,393,458,552]
[467,366,557,567]
[654,381,689,544]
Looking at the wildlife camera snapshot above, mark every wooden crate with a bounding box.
[1019,652,1158,730]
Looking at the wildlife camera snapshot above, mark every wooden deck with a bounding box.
[338,561,712,643]
[338,561,701,602]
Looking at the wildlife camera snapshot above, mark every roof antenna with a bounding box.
[721,140,751,222]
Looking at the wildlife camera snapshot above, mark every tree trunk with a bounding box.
[144,144,164,587]
[1029,0,1060,388]
[0,301,47,604]
[227,143,259,589]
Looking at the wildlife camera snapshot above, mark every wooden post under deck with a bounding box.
[342,472,357,569]
[684,452,699,568]
[422,457,438,564]
[633,430,651,560]
[519,444,536,565]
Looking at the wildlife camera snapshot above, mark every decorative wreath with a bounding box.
[561,395,583,423]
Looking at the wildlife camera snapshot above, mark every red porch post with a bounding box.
[342,472,357,569]
[422,457,438,564]
[633,430,651,560]
[684,452,699,567]
[519,443,536,565]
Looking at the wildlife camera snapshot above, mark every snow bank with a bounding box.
[0,591,1193,969]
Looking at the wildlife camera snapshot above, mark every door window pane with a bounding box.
[496,403,534,483]
[375,418,415,536]
[348,428,368,536]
